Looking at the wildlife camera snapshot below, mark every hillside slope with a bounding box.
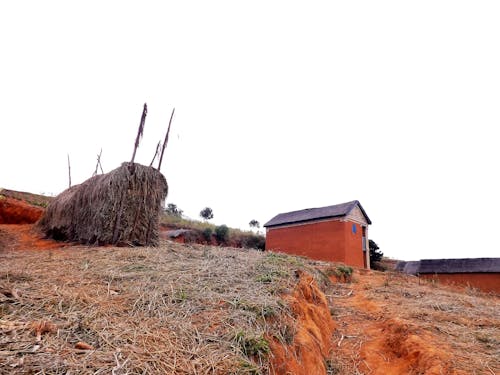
[0,224,337,374]
[1,222,498,374]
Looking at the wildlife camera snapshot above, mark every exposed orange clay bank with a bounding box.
[0,196,44,224]
[269,270,336,375]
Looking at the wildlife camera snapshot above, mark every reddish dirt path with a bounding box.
[329,271,467,375]
[0,224,64,251]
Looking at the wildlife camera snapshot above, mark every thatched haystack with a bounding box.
[38,162,168,246]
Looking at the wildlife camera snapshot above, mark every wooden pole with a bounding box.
[157,107,175,171]
[98,152,104,174]
[93,149,103,176]
[149,141,161,167]
[131,103,148,164]
[67,154,72,188]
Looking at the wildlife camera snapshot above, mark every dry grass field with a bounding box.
[1,222,499,375]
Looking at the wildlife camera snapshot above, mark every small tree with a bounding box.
[165,203,183,217]
[249,220,260,229]
[369,239,384,269]
[199,207,214,221]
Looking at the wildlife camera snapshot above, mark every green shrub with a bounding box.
[202,228,213,242]
[336,265,353,276]
[241,234,266,250]
[215,224,229,243]
[326,265,353,283]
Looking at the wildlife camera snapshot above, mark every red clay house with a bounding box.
[264,200,372,269]
[418,258,500,294]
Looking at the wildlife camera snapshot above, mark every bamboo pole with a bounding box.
[93,149,103,176]
[149,141,161,167]
[67,154,72,188]
[157,108,175,171]
[131,103,148,163]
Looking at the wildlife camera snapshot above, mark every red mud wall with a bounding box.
[420,273,500,294]
[0,197,44,224]
[266,220,365,268]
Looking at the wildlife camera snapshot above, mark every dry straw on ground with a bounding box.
[0,240,324,374]
[38,162,168,246]
[328,270,500,375]
[1,230,498,374]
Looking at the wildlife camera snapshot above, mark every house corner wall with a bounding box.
[343,221,366,269]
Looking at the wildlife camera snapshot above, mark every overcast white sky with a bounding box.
[1,1,499,261]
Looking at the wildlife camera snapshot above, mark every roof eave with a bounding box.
[264,214,346,228]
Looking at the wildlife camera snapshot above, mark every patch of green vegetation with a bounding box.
[162,213,265,249]
[162,213,217,232]
[326,265,353,283]
[234,331,270,358]
[314,268,333,288]
[255,270,289,283]
[202,227,213,242]
[32,201,48,208]
[232,299,276,318]
[336,265,353,276]
[263,252,305,267]
[238,360,261,375]
[215,224,230,242]
[172,289,188,303]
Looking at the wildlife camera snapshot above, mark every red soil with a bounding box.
[0,196,44,224]
[0,194,63,251]
[0,224,64,251]
[359,318,454,375]
[330,272,466,375]
[269,270,336,375]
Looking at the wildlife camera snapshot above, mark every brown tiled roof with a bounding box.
[264,200,371,228]
[418,258,500,274]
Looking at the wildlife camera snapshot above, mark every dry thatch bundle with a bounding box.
[38,162,168,246]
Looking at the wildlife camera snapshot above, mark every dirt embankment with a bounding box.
[0,196,44,224]
[0,192,53,252]
[270,270,336,375]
